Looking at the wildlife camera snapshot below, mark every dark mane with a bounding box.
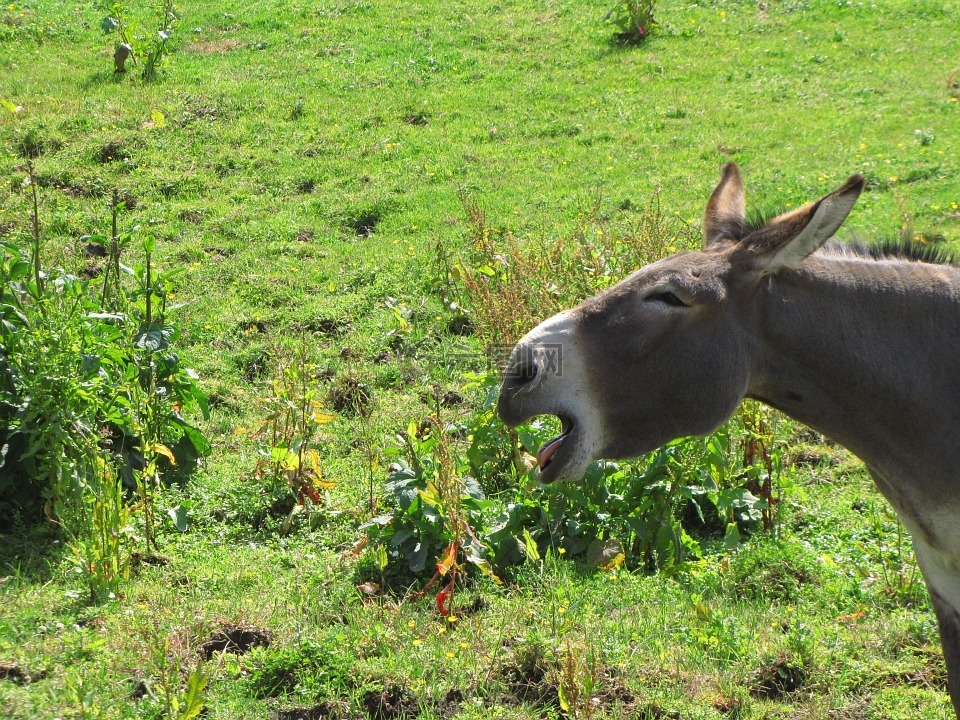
[826,235,957,266]
[725,206,955,266]
[726,207,787,241]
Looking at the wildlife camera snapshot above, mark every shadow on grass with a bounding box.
[80,69,128,91]
[0,522,65,584]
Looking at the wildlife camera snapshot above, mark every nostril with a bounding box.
[502,344,542,392]
[517,360,538,385]
[505,356,540,393]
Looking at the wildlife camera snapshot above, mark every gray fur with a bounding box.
[498,164,960,714]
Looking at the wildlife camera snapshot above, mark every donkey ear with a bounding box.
[703,162,746,247]
[740,174,865,274]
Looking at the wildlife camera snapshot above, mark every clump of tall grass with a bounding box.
[454,191,692,348]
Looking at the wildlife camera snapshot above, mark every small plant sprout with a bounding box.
[97,1,178,80]
[605,0,659,44]
[251,340,338,534]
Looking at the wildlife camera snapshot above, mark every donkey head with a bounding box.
[497,163,865,483]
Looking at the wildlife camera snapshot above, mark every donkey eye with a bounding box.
[647,290,687,307]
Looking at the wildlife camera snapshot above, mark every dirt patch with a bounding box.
[187,38,239,54]
[882,663,947,691]
[635,705,680,719]
[239,319,269,335]
[275,701,347,719]
[0,661,44,684]
[296,318,349,337]
[203,246,231,260]
[435,688,463,718]
[712,694,743,714]
[329,374,372,416]
[750,654,808,698]
[130,552,170,570]
[83,241,108,258]
[418,390,465,409]
[502,644,558,707]
[96,141,130,164]
[361,684,420,719]
[345,210,382,238]
[403,112,429,126]
[201,625,272,659]
[790,448,829,467]
[180,105,221,126]
[446,314,473,336]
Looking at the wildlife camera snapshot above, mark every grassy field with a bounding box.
[1,0,959,717]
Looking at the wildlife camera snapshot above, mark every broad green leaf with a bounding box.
[167,505,188,532]
[586,538,623,567]
[171,417,211,457]
[522,528,540,561]
[78,234,109,244]
[408,542,428,574]
[281,504,302,535]
[150,108,167,128]
[724,522,741,552]
[178,664,208,720]
[135,323,173,351]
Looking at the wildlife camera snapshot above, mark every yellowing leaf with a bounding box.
[601,552,625,571]
[436,542,457,575]
[280,452,299,471]
[149,443,176,466]
[464,552,503,585]
[305,467,337,490]
[418,481,440,506]
[150,108,166,128]
[313,411,336,425]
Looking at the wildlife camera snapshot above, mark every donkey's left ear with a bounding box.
[738,174,865,274]
[704,162,746,247]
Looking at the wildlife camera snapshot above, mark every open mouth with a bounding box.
[536,415,574,481]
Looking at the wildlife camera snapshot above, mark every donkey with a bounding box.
[497,163,960,715]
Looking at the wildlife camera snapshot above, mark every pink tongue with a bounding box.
[537,436,565,469]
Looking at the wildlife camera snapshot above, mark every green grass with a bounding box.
[2,0,960,717]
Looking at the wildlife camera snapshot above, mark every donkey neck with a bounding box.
[746,252,960,476]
